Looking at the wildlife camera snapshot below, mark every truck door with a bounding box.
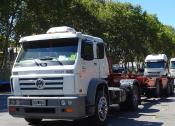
[96,43,107,78]
[79,39,99,94]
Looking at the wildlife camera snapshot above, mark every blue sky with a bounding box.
[114,0,175,28]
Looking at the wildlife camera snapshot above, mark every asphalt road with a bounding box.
[0,94,175,126]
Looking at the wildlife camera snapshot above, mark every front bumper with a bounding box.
[8,96,86,120]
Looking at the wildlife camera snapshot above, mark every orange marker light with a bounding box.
[66,107,73,113]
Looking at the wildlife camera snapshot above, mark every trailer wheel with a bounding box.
[154,80,160,97]
[90,90,108,125]
[170,80,174,95]
[129,84,139,110]
[165,84,171,97]
[170,84,174,95]
[24,118,42,124]
[120,84,139,111]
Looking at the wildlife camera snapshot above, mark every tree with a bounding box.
[0,0,24,69]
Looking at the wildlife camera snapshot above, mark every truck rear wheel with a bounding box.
[120,84,139,111]
[90,90,108,125]
[128,84,139,110]
[24,118,42,124]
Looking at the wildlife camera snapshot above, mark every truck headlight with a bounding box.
[60,100,66,106]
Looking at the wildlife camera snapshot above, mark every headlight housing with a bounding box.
[60,100,66,106]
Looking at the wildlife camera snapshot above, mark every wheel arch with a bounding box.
[86,78,109,115]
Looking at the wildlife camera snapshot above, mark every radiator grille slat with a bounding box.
[19,77,63,91]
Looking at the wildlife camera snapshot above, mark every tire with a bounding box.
[154,80,160,97]
[170,84,174,95]
[145,90,151,98]
[165,84,171,97]
[120,84,139,111]
[24,118,42,124]
[170,80,174,95]
[90,90,108,125]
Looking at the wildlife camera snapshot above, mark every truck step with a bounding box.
[109,104,119,108]
[108,87,122,91]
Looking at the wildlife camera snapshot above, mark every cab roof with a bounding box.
[19,26,103,43]
[170,58,175,61]
[145,54,167,62]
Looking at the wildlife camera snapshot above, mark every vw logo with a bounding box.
[35,79,45,89]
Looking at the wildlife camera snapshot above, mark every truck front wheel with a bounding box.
[90,90,108,125]
[24,118,42,124]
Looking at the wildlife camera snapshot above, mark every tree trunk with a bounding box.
[131,61,134,71]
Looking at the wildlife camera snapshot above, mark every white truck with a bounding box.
[142,54,174,97]
[169,58,175,87]
[169,58,175,77]
[8,26,141,125]
[144,54,168,77]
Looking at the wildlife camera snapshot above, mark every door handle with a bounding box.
[94,62,97,66]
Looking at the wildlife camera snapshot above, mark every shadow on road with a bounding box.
[27,117,163,126]
[106,94,175,126]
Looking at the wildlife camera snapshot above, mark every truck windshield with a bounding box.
[16,38,78,66]
[170,61,175,69]
[145,61,165,68]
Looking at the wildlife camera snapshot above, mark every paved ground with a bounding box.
[0,94,175,126]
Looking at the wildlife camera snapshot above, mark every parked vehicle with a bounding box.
[112,66,128,74]
[8,26,141,125]
[141,54,174,97]
[169,58,175,87]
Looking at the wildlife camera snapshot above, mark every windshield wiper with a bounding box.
[39,56,63,65]
[34,59,40,66]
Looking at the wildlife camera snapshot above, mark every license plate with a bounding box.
[32,99,46,106]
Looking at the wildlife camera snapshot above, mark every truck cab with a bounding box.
[169,58,175,77]
[144,54,168,77]
[8,26,110,123]
[11,26,109,96]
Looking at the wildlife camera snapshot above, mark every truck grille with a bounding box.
[19,77,63,90]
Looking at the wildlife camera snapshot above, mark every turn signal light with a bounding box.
[66,107,73,113]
